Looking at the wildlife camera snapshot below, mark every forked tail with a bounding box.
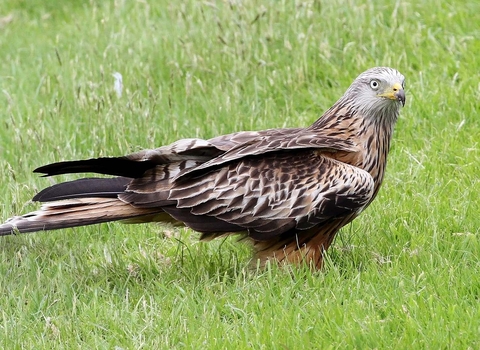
[0,176,161,236]
[0,197,164,236]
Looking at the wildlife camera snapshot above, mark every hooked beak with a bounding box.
[379,82,406,106]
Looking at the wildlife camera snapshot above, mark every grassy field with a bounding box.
[0,0,479,348]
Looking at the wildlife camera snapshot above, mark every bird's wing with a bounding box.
[121,149,374,240]
[117,128,359,207]
[32,125,366,240]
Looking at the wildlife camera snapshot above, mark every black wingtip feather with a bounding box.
[34,157,156,178]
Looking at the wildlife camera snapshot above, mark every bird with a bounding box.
[0,67,406,269]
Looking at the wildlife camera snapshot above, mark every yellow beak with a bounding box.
[379,82,405,106]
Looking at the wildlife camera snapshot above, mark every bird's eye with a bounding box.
[370,80,380,90]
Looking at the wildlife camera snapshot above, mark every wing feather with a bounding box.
[121,149,373,240]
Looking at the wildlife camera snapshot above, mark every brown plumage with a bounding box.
[0,67,406,269]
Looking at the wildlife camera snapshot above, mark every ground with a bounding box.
[0,0,479,348]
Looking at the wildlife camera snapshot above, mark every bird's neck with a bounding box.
[311,103,398,193]
[360,117,395,199]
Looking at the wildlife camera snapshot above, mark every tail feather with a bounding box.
[0,198,162,236]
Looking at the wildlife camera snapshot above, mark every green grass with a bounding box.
[1,0,479,348]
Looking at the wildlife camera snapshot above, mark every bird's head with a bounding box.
[343,67,406,121]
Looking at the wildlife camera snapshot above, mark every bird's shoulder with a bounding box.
[173,127,359,180]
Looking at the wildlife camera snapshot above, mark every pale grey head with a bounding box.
[341,67,406,122]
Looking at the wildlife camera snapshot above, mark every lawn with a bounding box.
[0,0,479,348]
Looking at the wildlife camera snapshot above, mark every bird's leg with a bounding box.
[253,224,340,270]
